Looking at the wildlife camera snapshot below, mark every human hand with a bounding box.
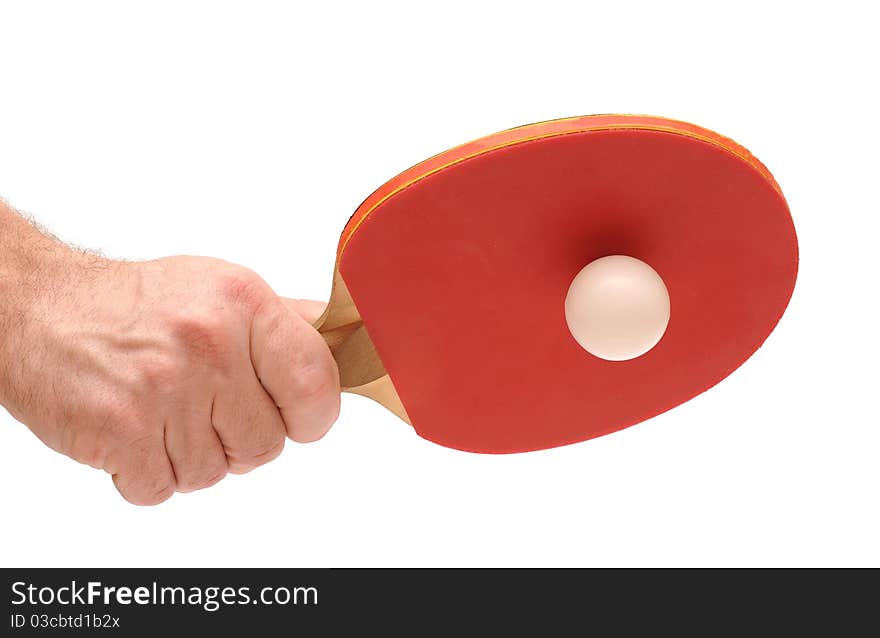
[0,244,340,505]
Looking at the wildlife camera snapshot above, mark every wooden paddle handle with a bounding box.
[313,269,411,423]
[313,269,385,389]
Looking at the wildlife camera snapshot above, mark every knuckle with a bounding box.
[168,311,231,368]
[178,468,227,492]
[137,354,189,394]
[118,474,174,506]
[120,418,154,445]
[290,360,336,403]
[69,431,110,469]
[229,437,285,473]
[93,398,145,443]
[135,482,175,506]
[175,451,228,492]
[217,268,269,310]
[142,482,175,506]
[251,437,285,461]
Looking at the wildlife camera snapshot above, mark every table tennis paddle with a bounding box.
[313,114,798,453]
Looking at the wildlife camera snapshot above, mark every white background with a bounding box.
[0,1,877,567]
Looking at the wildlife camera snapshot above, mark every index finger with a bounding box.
[250,297,341,443]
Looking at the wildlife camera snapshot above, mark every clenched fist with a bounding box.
[0,202,340,505]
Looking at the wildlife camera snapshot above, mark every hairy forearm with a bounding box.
[0,199,71,299]
[0,199,68,270]
[0,200,81,406]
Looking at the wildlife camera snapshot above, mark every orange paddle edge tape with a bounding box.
[337,114,780,261]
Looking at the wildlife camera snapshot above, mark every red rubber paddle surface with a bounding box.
[339,118,798,453]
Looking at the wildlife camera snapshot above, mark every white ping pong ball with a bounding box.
[564,255,670,361]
